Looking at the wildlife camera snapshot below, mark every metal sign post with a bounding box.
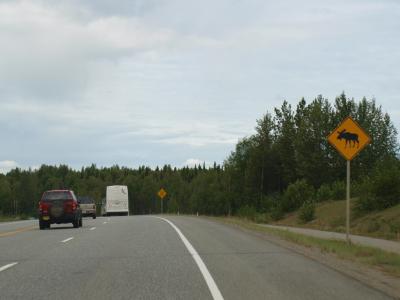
[157,188,167,215]
[346,160,350,243]
[327,116,371,244]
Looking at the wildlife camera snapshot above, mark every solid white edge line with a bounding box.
[89,227,96,230]
[61,237,74,243]
[0,262,18,272]
[155,217,224,300]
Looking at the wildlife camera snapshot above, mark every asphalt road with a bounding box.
[0,216,393,300]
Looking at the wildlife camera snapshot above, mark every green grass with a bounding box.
[212,216,400,277]
[274,201,400,241]
[0,215,32,223]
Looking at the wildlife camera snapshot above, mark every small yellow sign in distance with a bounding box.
[158,188,167,199]
[327,116,371,161]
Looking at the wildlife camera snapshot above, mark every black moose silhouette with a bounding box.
[337,129,359,148]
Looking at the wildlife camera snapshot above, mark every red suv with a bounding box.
[38,190,83,230]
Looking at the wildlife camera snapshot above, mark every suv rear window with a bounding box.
[78,196,94,204]
[42,191,72,201]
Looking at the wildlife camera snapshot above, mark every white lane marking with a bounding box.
[89,227,96,231]
[0,262,18,273]
[156,217,224,300]
[103,222,108,224]
[61,237,74,243]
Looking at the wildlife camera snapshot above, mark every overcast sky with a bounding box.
[0,0,399,173]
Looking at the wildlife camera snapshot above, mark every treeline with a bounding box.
[0,163,226,216]
[223,93,399,220]
[0,93,399,219]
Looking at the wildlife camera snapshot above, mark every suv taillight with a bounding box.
[64,200,77,213]
[39,202,49,214]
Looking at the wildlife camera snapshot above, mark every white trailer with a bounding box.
[102,185,129,216]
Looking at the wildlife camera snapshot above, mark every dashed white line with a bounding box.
[103,222,108,224]
[0,262,18,273]
[61,237,74,243]
[155,217,224,300]
[89,227,96,231]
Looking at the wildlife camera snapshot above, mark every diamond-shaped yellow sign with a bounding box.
[327,116,371,161]
[158,188,167,199]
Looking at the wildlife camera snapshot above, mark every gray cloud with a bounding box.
[0,160,18,174]
[0,0,399,171]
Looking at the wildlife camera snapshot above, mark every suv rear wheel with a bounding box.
[39,220,46,230]
[79,218,83,227]
[73,218,79,228]
[39,220,50,230]
[92,214,96,219]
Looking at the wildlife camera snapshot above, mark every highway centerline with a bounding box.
[0,262,18,273]
[156,217,224,300]
[61,237,74,243]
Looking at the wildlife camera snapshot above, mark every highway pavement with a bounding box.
[0,216,393,299]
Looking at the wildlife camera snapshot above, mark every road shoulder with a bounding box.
[261,224,400,254]
[206,216,400,300]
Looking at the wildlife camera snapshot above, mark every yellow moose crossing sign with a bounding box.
[158,188,167,199]
[327,116,371,161]
[328,116,371,243]
[158,188,167,214]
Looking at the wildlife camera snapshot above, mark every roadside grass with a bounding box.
[212,216,400,277]
[274,200,348,230]
[0,215,32,223]
[273,201,400,241]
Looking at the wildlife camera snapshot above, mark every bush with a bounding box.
[298,200,316,223]
[387,219,400,237]
[259,194,276,213]
[266,193,285,221]
[236,205,269,223]
[351,181,363,198]
[254,213,270,223]
[354,179,375,212]
[270,205,284,221]
[236,205,257,220]
[356,159,400,212]
[281,179,315,212]
[316,183,333,202]
[330,180,346,200]
[315,181,345,202]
